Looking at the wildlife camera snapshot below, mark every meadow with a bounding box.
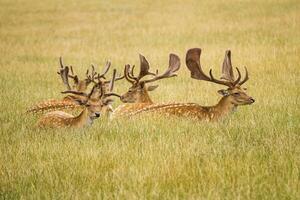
[0,0,299,199]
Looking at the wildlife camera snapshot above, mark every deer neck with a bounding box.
[138,90,153,103]
[209,96,237,120]
[69,108,93,127]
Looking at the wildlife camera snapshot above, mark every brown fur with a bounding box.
[26,99,81,114]
[117,86,254,121]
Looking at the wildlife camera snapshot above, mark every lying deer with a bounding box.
[122,48,254,121]
[37,70,120,128]
[112,53,180,118]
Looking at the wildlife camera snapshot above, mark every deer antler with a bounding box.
[124,64,135,84]
[86,64,98,83]
[57,57,82,89]
[104,69,121,98]
[102,69,124,85]
[143,53,181,84]
[186,48,246,88]
[239,66,249,85]
[114,73,125,82]
[221,50,235,82]
[57,57,72,90]
[137,54,156,80]
[129,65,136,79]
[108,69,116,92]
[124,54,156,84]
[96,61,111,81]
[220,50,248,86]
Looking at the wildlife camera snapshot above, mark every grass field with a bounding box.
[0,0,299,199]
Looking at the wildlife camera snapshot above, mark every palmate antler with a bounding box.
[124,54,156,84]
[57,57,72,90]
[143,54,180,84]
[186,48,249,88]
[124,53,180,84]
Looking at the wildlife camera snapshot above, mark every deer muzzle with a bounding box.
[94,112,101,118]
[249,97,255,104]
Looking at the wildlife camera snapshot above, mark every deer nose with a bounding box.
[95,112,101,118]
[249,97,255,103]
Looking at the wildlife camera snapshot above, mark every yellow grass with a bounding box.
[0,0,299,199]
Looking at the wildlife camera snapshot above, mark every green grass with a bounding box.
[0,0,299,199]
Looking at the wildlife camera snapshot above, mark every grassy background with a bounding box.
[0,0,299,199]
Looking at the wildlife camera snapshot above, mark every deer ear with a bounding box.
[218,89,230,96]
[147,85,159,91]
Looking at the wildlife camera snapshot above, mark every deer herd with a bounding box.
[27,48,255,128]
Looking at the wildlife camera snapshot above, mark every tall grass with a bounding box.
[0,0,299,199]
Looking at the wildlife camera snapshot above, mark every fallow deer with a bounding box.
[120,48,254,121]
[112,53,180,118]
[37,70,120,128]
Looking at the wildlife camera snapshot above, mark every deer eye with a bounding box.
[86,103,91,107]
[233,92,240,96]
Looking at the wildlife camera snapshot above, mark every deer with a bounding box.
[111,53,180,118]
[120,48,255,121]
[26,57,123,114]
[37,69,121,128]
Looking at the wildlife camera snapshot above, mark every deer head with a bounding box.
[186,48,254,106]
[120,53,181,103]
[61,69,121,120]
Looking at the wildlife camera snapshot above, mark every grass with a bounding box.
[0,0,299,199]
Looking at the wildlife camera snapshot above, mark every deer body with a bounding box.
[126,103,225,121]
[37,109,94,128]
[125,89,250,121]
[112,103,152,118]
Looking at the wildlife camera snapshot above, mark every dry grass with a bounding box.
[0,0,299,199]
